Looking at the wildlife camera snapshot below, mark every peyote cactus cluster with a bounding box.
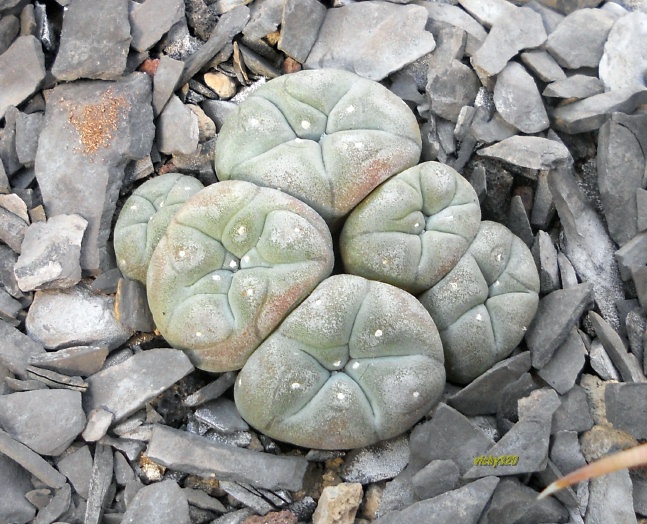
[114,69,539,449]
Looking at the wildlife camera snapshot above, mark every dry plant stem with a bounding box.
[538,442,647,499]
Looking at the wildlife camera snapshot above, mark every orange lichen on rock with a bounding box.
[68,88,130,155]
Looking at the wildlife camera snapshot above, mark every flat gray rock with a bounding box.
[0,35,45,120]
[521,49,566,82]
[0,201,27,253]
[599,11,647,92]
[533,230,560,294]
[152,55,184,116]
[478,135,568,170]
[465,388,560,478]
[545,8,614,69]
[590,338,621,381]
[14,214,87,291]
[589,311,646,383]
[52,0,130,81]
[526,282,594,369]
[457,0,517,28]
[305,2,436,81]
[550,430,587,475]
[598,112,647,246]
[32,483,71,524]
[408,403,494,475]
[122,479,190,524]
[469,111,517,145]
[34,73,154,272]
[84,443,113,524]
[411,459,459,501]
[544,74,604,99]
[470,7,546,81]
[25,284,133,350]
[0,319,45,379]
[129,0,185,52]
[605,383,647,439]
[615,231,647,281]
[493,62,549,133]
[243,0,283,41]
[0,389,85,455]
[0,13,19,55]
[548,167,624,329]
[447,352,531,416]
[419,2,485,57]
[15,110,43,167]
[194,398,249,434]
[0,428,66,488]
[146,424,308,491]
[114,278,155,333]
[374,477,499,524]
[427,58,480,122]
[0,453,36,524]
[84,347,194,422]
[277,0,326,63]
[340,436,409,484]
[552,384,594,434]
[27,345,107,378]
[551,86,647,134]
[479,477,568,524]
[55,444,92,499]
[537,328,586,394]
[156,95,199,155]
[586,470,637,524]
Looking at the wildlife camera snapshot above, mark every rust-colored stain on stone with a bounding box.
[68,88,130,155]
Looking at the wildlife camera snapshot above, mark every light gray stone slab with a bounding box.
[0,428,66,488]
[152,55,184,116]
[122,479,190,524]
[411,460,459,501]
[0,452,36,524]
[599,11,647,92]
[470,7,547,81]
[0,319,45,379]
[0,35,45,120]
[419,2,485,57]
[585,470,637,524]
[548,167,624,328]
[27,345,108,378]
[551,86,647,134]
[0,389,85,456]
[526,283,594,369]
[521,49,566,82]
[25,285,133,350]
[34,74,154,272]
[493,62,549,133]
[537,328,586,394]
[447,352,531,416]
[129,0,184,52]
[277,0,326,63]
[305,2,436,81]
[340,436,409,484]
[589,311,646,383]
[15,110,43,166]
[478,136,568,170]
[545,8,615,69]
[464,389,560,478]
[457,0,517,28]
[374,477,499,524]
[543,74,604,99]
[14,214,87,291]
[55,444,92,499]
[52,0,130,80]
[84,443,113,524]
[84,347,194,422]
[156,95,199,155]
[598,112,647,247]
[146,424,308,491]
